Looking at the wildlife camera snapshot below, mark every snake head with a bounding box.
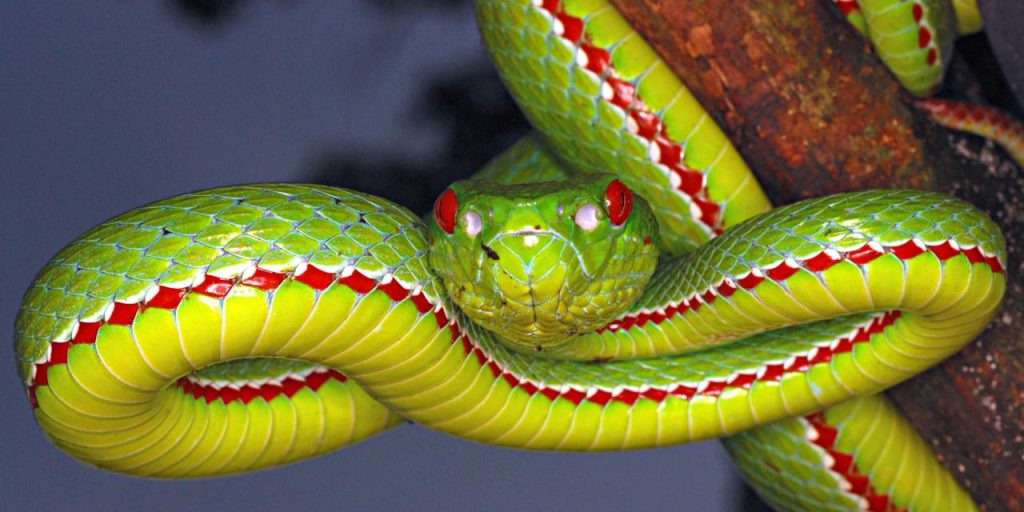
[428,173,659,351]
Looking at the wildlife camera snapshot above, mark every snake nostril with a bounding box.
[481,243,500,260]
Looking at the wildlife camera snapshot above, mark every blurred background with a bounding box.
[3,1,1017,510]
[0,1,750,510]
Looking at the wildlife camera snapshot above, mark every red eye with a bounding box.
[434,188,458,234]
[604,179,633,226]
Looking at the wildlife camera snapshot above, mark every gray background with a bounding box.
[0,2,740,510]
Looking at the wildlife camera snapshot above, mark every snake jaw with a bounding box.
[427,174,660,349]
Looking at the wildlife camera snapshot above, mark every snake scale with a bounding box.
[15,0,1018,510]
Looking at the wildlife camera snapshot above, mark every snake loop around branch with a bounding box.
[14,0,1016,510]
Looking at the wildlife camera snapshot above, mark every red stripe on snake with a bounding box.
[805,412,908,512]
[536,0,723,231]
[27,236,1005,412]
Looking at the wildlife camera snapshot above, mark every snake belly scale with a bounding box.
[14,0,1013,511]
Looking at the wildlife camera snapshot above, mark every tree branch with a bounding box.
[607,0,1023,509]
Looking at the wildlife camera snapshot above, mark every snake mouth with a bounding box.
[495,228,562,243]
[508,227,549,235]
[481,242,500,260]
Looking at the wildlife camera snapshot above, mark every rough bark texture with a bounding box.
[607,0,1023,510]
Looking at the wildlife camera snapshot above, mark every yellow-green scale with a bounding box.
[33,279,410,477]
[724,395,979,511]
[414,247,1003,449]
[476,0,771,254]
[856,0,956,95]
[11,3,1005,511]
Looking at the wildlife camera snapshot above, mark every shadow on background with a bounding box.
[306,63,530,213]
[168,0,250,25]
[70,1,1017,511]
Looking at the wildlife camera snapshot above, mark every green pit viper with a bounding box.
[15,0,1020,510]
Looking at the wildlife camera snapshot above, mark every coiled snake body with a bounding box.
[15,1,1016,510]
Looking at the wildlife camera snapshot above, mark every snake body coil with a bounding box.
[15,0,1014,511]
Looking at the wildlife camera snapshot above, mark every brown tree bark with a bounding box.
[606,0,1023,510]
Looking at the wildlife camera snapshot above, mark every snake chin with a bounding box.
[427,174,660,350]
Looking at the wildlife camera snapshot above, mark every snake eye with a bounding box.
[574,204,599,231]
[463,211,482,237]
[434,189,458,234]
[604,179,633,226]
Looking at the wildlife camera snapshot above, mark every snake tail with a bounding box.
[473,1,1004,510]
[12,1,1012,511]
[918,98,1024,167]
